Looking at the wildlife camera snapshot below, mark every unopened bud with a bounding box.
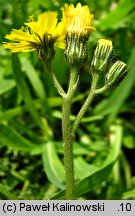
[91,39,112,72]
[65,35,87,67]
[105,60,128,85]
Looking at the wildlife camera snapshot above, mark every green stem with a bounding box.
[95,84,109,94]
[72,74,99,134]
[62,67,78,199]
[44,62,66,97]
[62,98,74,199]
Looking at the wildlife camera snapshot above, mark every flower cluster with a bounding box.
[3,3,127,84]
[3,3,95,64]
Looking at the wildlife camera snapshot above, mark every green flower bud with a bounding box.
[105,60,128,85]
[65,34,88,67]
[91,39,112,72]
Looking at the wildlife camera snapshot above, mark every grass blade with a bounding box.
[0,79,16,95]
[0,123,34,152]
[12,54,44,129]
[20,57,49,114]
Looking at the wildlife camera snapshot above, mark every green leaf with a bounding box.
[42,141,65,190]
[52,110,103,123]
[0,79,16,95]
[0,123,34,152]
[50,123,122,199]
[12,54,44,129]
[97,0,135,32]
[0,97,62,122]
[122,189,135,199]
[30,144,44,155]
[74,157,99,180]
[48,97,62,107]
[0,106,25,121]
[0,183,16,199]
[20,57,49,114]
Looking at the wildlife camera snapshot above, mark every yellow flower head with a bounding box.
[61,3,96,36]
[3,12,65,53]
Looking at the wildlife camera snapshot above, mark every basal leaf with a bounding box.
[74,157,99,180]
[42,141,65,190]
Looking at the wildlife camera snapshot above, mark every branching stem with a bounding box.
[72,73,99,134]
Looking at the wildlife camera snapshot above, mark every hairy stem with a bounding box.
[44,61,66,97]
[72,74,99,134]
[62,67,78,199]
[95,84,109,94]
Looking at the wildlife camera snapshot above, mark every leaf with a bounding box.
[20,57,49,114]
[0,79,16,95]
[74,157,99,180]
[0,123,34,152]
[30,144,44,155]
[52,110,103,123]
[0,106,25,121]
[0,97,62,122]
[50,123,122,199]
[97,0,135,32]
[122,189,135,199]
[42,141,65,190]
[12,54,44,129]
[48,97,62,107]
[0,183,16,199]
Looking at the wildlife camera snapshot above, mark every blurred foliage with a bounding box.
[0,0,135,200]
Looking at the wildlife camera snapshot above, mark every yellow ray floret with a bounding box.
[3,12,66,53]
[61,3,96,36]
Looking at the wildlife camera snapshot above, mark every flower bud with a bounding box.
[65,35,87,67]
[62,3,96,67]
[91,39,112,72]
[105,60,128,85]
